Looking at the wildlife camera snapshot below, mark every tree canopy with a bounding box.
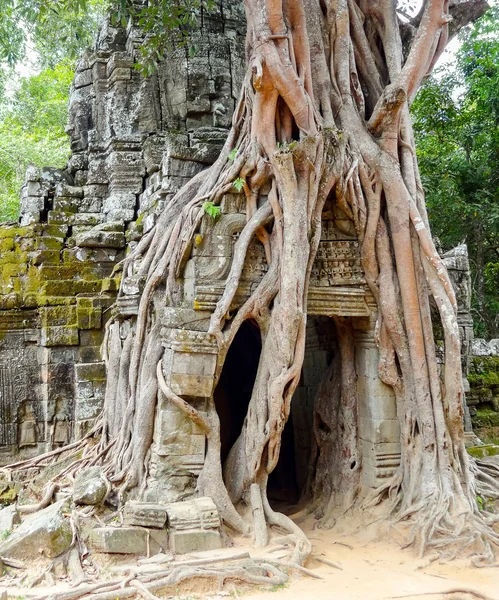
[0,62,73,221]
[412,5,499,337]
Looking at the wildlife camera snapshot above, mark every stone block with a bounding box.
[20,212,41,226]
[168,372,215,398]
[75,362,106,382]
[47,210,75,225]
[162,308,212,332]
[357,382,397,421]
[89,527,168,555]
[26,181,41,195]
[25,165,41,181]
[74,69,92,88]
[20,196,44,213]
[162,157,205,179]
[32,250,61,265]
[56,184,84,198]
[359,440,401,487]
[68,154,88,172]
[473,339,491,356]
[75,392,103,420]
[73,213,106,227]
[78,346,102,363]
[170,351,217,377]
[77,306,102,330]
[75,381,93,401]
[40,306,77,328]
[83,184,108,198]
[40,326,79,347]
[489,339,499,356]
[122,275,146,296]
[73,467,108,505]
[106,209,135,222]
[165,497,220,531]
[75,227,125,249]
[0,500,72,561]
[0,506,20,534]
[169,529,221,555]
[123,502,168,528]
[103,193,137,212]
[68,247,119,263]
[53,197,79,212]
[359,417,400,445]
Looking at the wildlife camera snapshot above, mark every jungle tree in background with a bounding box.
[0,63,73,221]
[413,6,499,337]
[0,0,107,221]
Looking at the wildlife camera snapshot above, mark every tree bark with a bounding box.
[92,0,499,563]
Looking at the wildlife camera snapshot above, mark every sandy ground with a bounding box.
[2,510,498,600]
[246,512,499,600]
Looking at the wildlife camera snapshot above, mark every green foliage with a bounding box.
[228,148,237,161]
[0,0,219,76]
[0,62,71,222]
[233,177,245,192]
[276,140,297,152]
[0,0,106,68]
[110,0,215,75]
[412,7,499,337]
[202,201,221,220]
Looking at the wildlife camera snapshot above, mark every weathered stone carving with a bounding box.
[0,1,245,461]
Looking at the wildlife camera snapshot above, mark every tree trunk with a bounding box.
[94,0,499,563]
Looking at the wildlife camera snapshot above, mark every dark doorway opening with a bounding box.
[214,320,261,465]
[269,317,336,509]
[214,317,335,510]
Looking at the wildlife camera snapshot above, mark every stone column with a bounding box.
[354,317,401,489]
[145,311,217,503]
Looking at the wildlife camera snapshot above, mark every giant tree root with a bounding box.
[31,560,288,600]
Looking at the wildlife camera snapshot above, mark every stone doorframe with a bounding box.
[143,306,401,502]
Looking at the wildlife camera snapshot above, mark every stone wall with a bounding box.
[440,244,475,431]
[468,340,499,445]
[0,0,246,460]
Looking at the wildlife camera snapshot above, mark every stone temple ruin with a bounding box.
[0,0,482,524]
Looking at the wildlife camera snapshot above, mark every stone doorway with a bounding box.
[214,320,262,466]
[268,317,337,508]
[214,316,338,508]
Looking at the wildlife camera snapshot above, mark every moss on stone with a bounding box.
[39,305,77,328]
[102,276,121,292]
[0,484,18,504]
[0,239,15,252]
[467,444,499,458]
[36,294,76,307]
[0,226,31,239]
[0,252,28,266]
[468,371,499,387]
[35,236,64,251]
[77,306,102,330]
[470,355,499,374]
[472,408,499,429]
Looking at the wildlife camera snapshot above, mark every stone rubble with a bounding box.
[73,466,109,505]
[89,497,221,555]
[0,499,72,561]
